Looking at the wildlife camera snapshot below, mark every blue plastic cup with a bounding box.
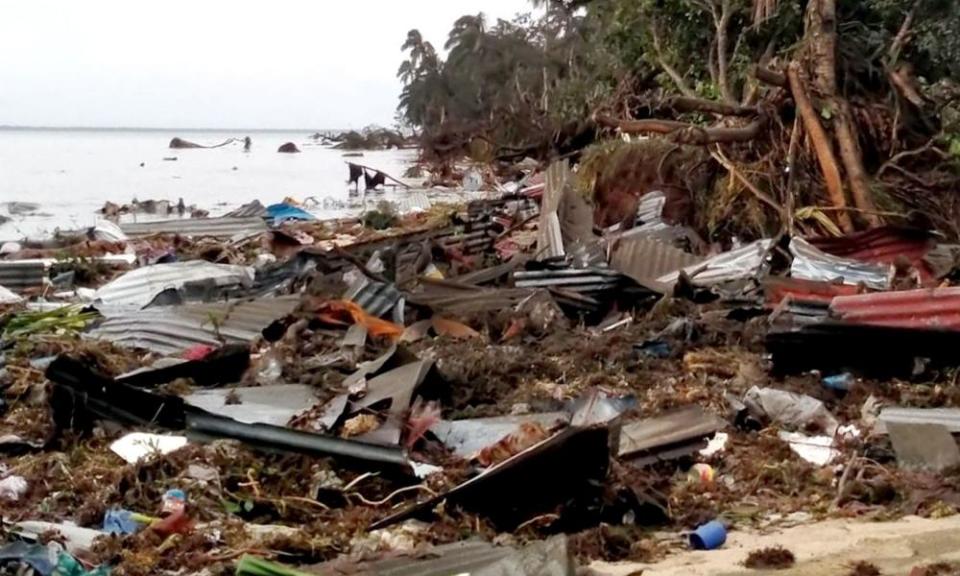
[690,520,727,550]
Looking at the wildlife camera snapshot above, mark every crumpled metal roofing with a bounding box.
[807,226,937,281]
[88,295,299,355]
[657,239,774,287]
[610,235,701,293]
[344,275,403,318]
[790,237,891,290]
[830,287,960,329]
[120,216,267,238]
[94,260,255,312]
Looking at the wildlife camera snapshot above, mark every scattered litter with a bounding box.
[109,433,189,464]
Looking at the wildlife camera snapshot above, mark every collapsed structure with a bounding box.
[3,163,960,575]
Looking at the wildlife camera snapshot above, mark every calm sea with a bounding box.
[0,128,416,239]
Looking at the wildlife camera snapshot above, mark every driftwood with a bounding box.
[169,137,236,149]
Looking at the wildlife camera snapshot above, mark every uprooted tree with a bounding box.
[398,0,960,240]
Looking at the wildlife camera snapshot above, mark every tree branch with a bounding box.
[887,0,921,65]
[594,114,763,144]
[650,22,697,98]
[753,65,787,87]
[667,96,759,116]
[786,62,853,233]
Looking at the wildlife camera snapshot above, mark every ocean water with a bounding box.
[0,128,418,239]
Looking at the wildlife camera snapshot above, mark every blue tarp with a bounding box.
[265,203,315,223]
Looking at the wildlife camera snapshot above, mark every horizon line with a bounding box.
[0,125,356,133]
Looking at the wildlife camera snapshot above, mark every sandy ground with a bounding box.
[591,515,960,575]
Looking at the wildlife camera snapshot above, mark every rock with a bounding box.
[278,142,301,153]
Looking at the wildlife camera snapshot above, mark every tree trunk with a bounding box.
[805,0,837,94]
[834,101,880,225]
[787,62,854,233]
[716,0,736,103]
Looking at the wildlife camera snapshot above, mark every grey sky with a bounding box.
[0,0,530,129]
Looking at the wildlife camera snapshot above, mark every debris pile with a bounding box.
[5,161,960,575]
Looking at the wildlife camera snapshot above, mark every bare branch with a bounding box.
[650,21,698,98]
[594,114,763,144]
[753,65,787,87]
[667,96,759,116]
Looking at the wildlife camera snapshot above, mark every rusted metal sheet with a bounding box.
[831,287,960,329]
[88,295,299,355]
[807,227,937,281]
[763,277,860,305]
[610,236,701,293]
[120,216,267,238]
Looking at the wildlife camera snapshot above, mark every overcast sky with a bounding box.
[0,0,530,129]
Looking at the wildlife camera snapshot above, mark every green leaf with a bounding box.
[243,499,254,512]
[820,106,833,120]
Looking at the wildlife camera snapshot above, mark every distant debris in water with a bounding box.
[163,157,178,162]
[277,142,301,153]
[243,136,251,152]
[169,136,236,149]
[342,152,364,157]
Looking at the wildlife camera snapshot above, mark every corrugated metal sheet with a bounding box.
[807,226,936,281]
[88,295,299,355]
[790,237,891,290]
[618,405,725,458]
[763,277,860,305]
[878,407,960,434]
[0,260,46,292]
[657,239,774,287]
[344,276,402,317]
[537,161,570,259]
[224,201,268,218]
[610,236,701,293]
[120,216,267,238]
[831,287,960,329]
[636,191,666,225]
[307,541,517,576]
[94,261,256,312]
[389,190,432,214]
[513,267,622,293]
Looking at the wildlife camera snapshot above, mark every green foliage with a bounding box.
[2,306,98,339]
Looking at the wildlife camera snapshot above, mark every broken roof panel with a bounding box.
[93,260,255,311]
[877,407,960,434]
[610,236,701,293]
[830,287,960,329]
[763,277,861,305]
[656,239,774,287]
[790,237,891,290]
[88,295,299,355]
[0,260,46,292]
[807,226,937,281]
[618,405,725,459]
[430,413,570,458]
[344,276,402,318]
[120,216,268,238]
[184,384,318,426]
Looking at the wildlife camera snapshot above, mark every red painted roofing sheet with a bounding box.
[831,287,960,329]
[764,277,861,305]
[807,227,937,282]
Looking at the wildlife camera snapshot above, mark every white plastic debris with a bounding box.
[0,475,28,501]
[699,432,729,457]
[0,285,23,305]
[411,461,444,479]
[779,431,838,466]
[110,432,189,464]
